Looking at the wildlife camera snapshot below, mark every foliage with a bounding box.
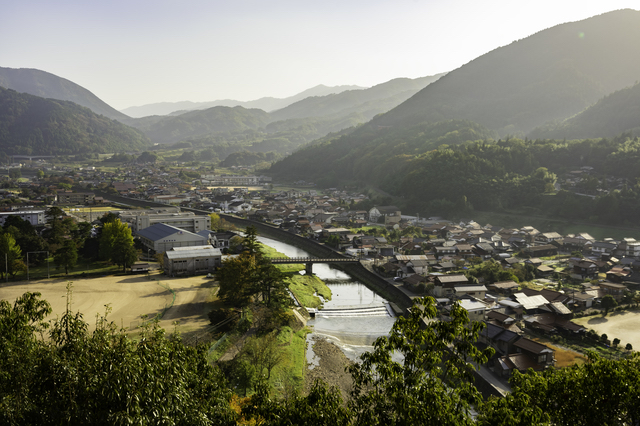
[347,296,494,425]
[479,351,640,425]
[53,239,77,274]
[0,231,24,278]
[601,294,618,316]
[0,291,236,425]
[99,218,137,272]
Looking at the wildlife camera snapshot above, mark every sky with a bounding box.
[1,0,638,111]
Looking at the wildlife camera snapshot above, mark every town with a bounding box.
[2,155,639,392]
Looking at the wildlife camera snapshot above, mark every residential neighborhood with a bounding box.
[2,157,640,386]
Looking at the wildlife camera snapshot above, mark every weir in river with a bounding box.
[258,236,396,361]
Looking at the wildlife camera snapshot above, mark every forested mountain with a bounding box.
[270,10,640,184]
[530,82,640,139]
[0,87,150,155]
[368,9,640,135]
[269,75,445,121]
[131,106,270,145]
[0,67,129,121]
[120,84,365,117]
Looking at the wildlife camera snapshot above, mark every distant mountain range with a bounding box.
[0,67,128,121]
[119,84,366,117]
[123,75,443,146]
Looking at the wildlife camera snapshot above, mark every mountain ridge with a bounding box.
[119,84,366,118]
[0,67,129,121]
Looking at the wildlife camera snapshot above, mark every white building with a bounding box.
[121,210,210,233]
[0,210,45,226]
[164,246,222,276]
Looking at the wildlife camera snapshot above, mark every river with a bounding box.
[258,236,396,362]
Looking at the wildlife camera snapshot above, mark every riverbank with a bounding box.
[305,336,354,401]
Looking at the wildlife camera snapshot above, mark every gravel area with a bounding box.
[305,336,354,401]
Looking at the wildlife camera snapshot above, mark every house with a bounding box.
[523,244,558,257]
[598,281,627,301]
[163,245,222,276]
[524,313,585,336]
[496,337,555,377]
[591,241,618,258]
[479,322,520,355]
[486,311,516,329]
[446,297,490,322]
[486,280,519,295]
[536,232,563,243]
[536,264,554,277]
[454,243,474,258]
[395,255,430,275]
[433,274,469,297]
[454,285,487,299]
[570,259,598,280]
[368,206,401,225]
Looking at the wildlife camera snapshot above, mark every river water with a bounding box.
[258,236,396,362]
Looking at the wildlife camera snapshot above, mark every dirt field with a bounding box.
[0,271,216,335]
[574,310,640,350]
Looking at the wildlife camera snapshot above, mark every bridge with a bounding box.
[269,256,359,274]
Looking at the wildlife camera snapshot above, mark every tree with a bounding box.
[479,351,640,425]
[0,232,24,279]
[243,225,261,257]
[240,332,286,383]
[347,297,494,426]
[217,254,256,307]
[601,295,618,316]
[613,338,621,348]
[626,343,633,351]
[100,219,137,272]
[54,240,77,274]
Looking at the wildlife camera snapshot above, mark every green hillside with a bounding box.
[0,87,150,155]
[530,82,640,139]
[0,67,129,121]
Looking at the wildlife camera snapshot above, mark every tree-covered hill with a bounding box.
[530,82,640,139]
[130,106,271,145]
[368,9,640,136]
[0,87,150,155]
[0,67,129,121]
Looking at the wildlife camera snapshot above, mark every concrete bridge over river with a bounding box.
[269,256,359,274]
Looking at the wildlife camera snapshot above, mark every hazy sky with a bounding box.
[1,1,637,110]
